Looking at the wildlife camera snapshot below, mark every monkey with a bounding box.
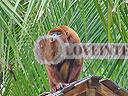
[34,25,83,92]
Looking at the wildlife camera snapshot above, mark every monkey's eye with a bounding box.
[56,32,61,35]
[50,32,61,36]
[49,32,62,42]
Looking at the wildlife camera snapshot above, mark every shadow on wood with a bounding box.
[40,76,128,96]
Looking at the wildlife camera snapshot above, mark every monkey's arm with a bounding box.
[45,64,64,86]
[68,59,83,83]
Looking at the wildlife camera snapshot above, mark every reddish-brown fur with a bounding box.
[38,25,83,91]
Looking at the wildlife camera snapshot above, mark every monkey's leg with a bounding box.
[67,59,83,83]
[45,65,64,90]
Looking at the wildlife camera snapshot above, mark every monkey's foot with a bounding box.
[50,83,69,93]
[51,87,57,93]
[56,82,69,90]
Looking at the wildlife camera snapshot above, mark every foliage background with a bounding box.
[0,0,128,96]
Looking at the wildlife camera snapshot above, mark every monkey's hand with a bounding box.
[51,83,69,93]
[56,82,69,90]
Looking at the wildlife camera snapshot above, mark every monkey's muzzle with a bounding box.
[49,34,60,42]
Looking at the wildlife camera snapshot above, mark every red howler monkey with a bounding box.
[34,25,83,92]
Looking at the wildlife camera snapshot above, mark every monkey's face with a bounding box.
[49,31,68,43]
[49,32,62,42]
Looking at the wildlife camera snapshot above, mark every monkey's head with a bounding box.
[48,25,80,43]
[34,25,80,64]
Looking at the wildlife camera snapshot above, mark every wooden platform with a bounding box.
[41,76,128,96]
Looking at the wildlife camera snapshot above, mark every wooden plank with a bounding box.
[97,83,118,96]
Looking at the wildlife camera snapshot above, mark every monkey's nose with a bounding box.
[49,36,56,42]
[50,38,55,42]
